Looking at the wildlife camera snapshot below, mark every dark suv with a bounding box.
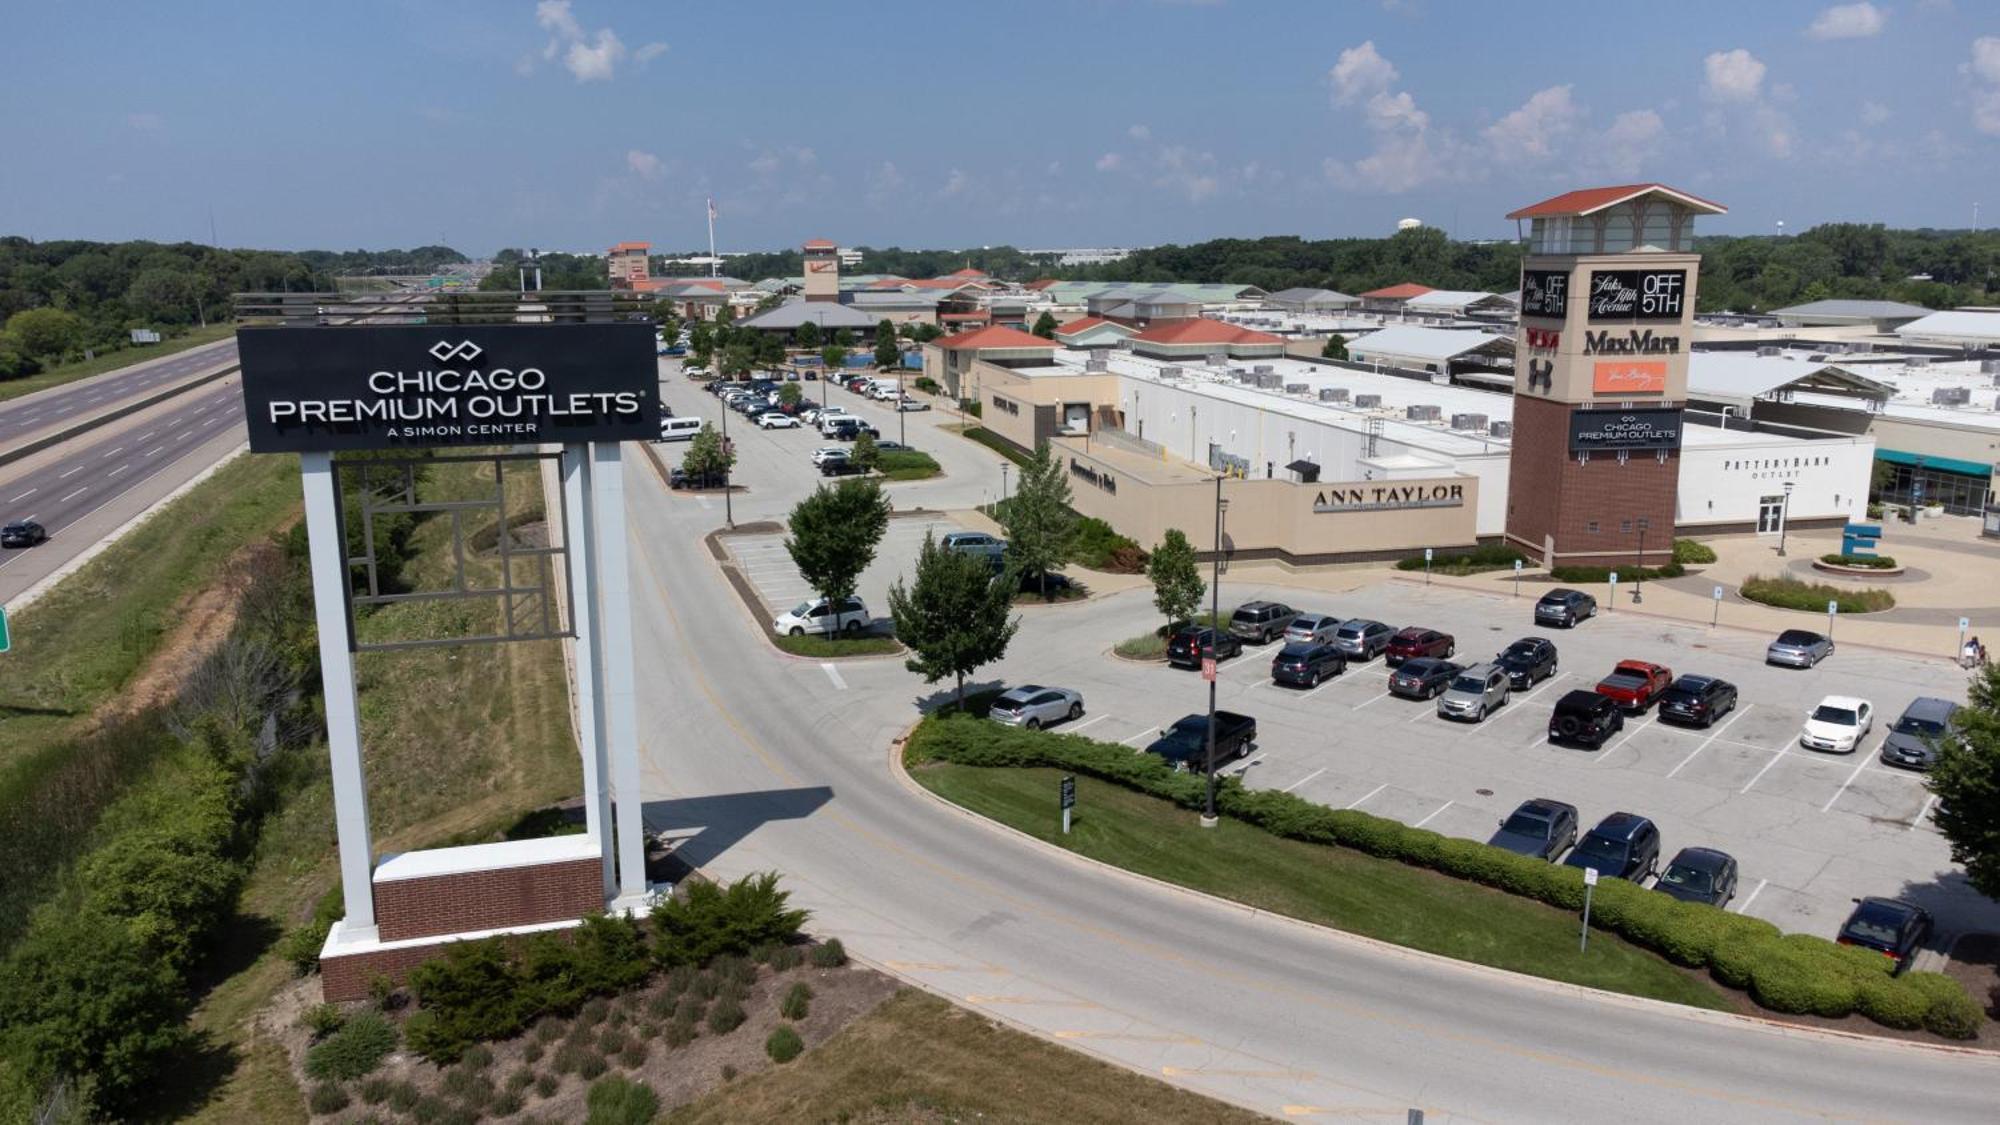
[1548,689,1624,748]
[1494,637,1558,689]
[1488,798,1579,861]
[1229,601,1299,644]
[1658,675,1738,728]
[1270,642,1345,688]
[1837,897,1933,972]
[1166,625,1242,669]
[1,520,48,548]
[1563,812,1661,882]
[1535,588,1597,628]
[1384,627,1454,667]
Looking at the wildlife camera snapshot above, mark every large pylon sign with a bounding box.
[234,295,661,999]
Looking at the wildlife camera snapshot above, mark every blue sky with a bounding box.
[1,1,1995,255]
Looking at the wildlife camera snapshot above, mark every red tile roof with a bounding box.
[610,241,651,253]
[1025,278,1059,290]
[1054,315,1132,337]
[802,238,837,250]
[946,268,989,279]
[1505,183,1727,220]
[938,312,990,321]
[1130,319,1284,346]
[937,325,1053,350]
[1359,282,1433,300]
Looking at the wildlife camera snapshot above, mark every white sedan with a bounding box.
[756,413,801,430]
[896,397,930,412]
[1800,695,1874,753]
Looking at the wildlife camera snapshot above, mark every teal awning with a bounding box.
[1876,449,1995,477]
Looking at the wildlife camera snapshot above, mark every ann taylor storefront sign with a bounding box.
[236,323,659,452]
[1312,482,1466,513]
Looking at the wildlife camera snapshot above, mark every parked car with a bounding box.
[756,412,800,429]
[1437,662,1510,721]
[896,397,930,411]
[1014,570,1076,596]
[1836,896,1932,972]
[1488,799,1579,861]
[1548,689,1626,748]
[1388,657,1462,700]
[1657,675,1738,728]
[770,595,869,637]
[1,519,49,548]
[668,467,725,490]
[873,440,908,452]
[1385,627,1455,666]
[1801,695,1874,753]
[1534,588,1597,628]
[987,685,1084,730]
[827,418,880,441]
[1880,697,1961,770]
[1766,628,1834,668]
[810,446,850,466]
[1229,601,1299,644]
[1655,847,1739,907]
[1283,612,1342,645]
[817,454,861,476]
[1143,711,1257,771]
[1271,641,1346,688]
[1494,637,1559,689]
[1563,812,1661,882]
[1595,660,1673,712]
[1166,625,1242,669]
[1331,619,1395,660]
[941,531,1007,563]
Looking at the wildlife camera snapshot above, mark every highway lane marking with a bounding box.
[145,446,164,457]
[1052,1030,1199,1044]
[1413,800,1454,828]
[1344,783,1388,809]
[108,464,128,477]
[58,465,85,478]
[8,488,33,502]
[1067,713,1109,734]
[1734,878,1769,915]
[1909,794,1938,830]
[1161,1066,1299,1079]
[105,445,125,458]
[58,487,87,503]
[820,662,848,690]
[1664,705,1753,779]
[136,431,155,441]
[1280,768,1326,793]
[1821,755,1874,813]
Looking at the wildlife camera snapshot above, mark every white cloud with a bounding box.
[626,149,665,180]
[1329,40,1398,105]
[563,30,625,82]
[1963,38,2000,134]
[748,152,781,176]
[1972,36,2000,84]
[1095,152,1124,172]
[528,1,645,82]
[635,41,668,63]
[1327,131,1447,194]
[1363,90,1429,132]
[536,0,582,40]
[1860,100,1892,125]
[941,168,971,197]
[1703,49,1767,101]
[1806,3,1886,40]
[1482,85,1581,163]
[1128,124,1152,141]
[1592,109,1666,177]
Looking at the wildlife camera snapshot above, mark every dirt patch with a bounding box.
[1944,933,2000,1049]
[92,537,282,728]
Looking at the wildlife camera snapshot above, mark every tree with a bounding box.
[888,532,1019,709]
[851,430,880,473]
[1928,662,2000,898]
[755,292,784,313]
[1031,311,1059,339]
[688,320,715,366]
[754,332,785,367]
[682,422,734,483]
[719,340,755,378]
[874,319,900,369]
[794,320,822,349]
[820,343,848,372]
[716,304,735,326]
[911,323,943,343]
[1321,333,1349,361]
[999,441,1077,599]
[777,382,803,408]
[1146,528,1205,633]
[3,307,85,360]
[784,478,890,605]
[833,327,855,350]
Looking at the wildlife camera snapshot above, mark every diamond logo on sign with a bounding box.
[428,339,484,363]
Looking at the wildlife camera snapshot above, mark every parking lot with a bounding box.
[724,514,969,628]
[984,577,1993,953]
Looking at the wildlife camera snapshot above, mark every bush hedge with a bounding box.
[1395,544,1525,575]
[766,1024,804,1063]
[1073,517,1146,572]
[1819,553,1898,569]
[1672,538,1717,564]
[1549,562,1685,582]
[305,1011,398,1081]
[904,713,1982,1038]
[1742,574,1895,613]
[584,1075,659,1125]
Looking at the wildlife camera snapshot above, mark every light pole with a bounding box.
[1633,518,1648,604]
[1777,481,1794,557]
[1202,477,1228,829]
[720,403,734,529]
[1000,463,1009,510]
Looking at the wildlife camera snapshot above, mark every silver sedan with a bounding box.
[987,685,1084,730]
[1766,628,1834,668]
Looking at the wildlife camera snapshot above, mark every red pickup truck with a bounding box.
[1595,660,1673,711]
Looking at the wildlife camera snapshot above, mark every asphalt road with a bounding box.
[622,366,2000,1122]
[0,337,238,448]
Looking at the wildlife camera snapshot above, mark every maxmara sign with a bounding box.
[236,323,659,453]
[1312,481,1466,513]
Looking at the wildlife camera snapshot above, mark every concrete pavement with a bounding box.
[0,337,237,450]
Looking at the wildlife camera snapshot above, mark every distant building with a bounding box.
[607,241,653,290]
[803,238,840,303]
[1769,299,1934,332]
[1358,282,1433,313]
[1264,287,1359,314]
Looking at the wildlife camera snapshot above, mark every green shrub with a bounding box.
[534,1016,568,1043]
[460,1043,493,1071]
[914,376,941,393]
[1748,939,1860,1017]
[1906,971,1985,1039]
[809,938,848,968]
[280,883,345,975]
[523,1040,545,1064]
[1741,573,1894,613]
[1819,553,1898,568]
[1072,518,1145,572]
[405,939,530,1062]
[504,1067,534,1093]
[1672,538,1717,564]
[388,1081,422,1111]
[664,964,697,996]
[618,1040,649,1068]
[576,1049,608,1081]
[360,1076,395,1105]
[765,1024,805,1063]
[410,1094,451,1124]
[1549,562,1684,582]
[305,1011,398,1081]
[580,997,610,1025]
[716,954,758,986]
[779,982,813,1020]
[534,1073,560,1099]
[665,1014,698,1048]
[492,1089,526,1116]
[1395,543,1525,575]
[300,1002,345,1040]
[770,945,805,971]
[877,450,942,480]
[598,1027,628,1055]
[308,1082,351,1114]
[584,1075,660,1125]
[690,972,719,1001]
[1856,977,1930,1029]
[707,996,747,1034]
[651,873,809,967]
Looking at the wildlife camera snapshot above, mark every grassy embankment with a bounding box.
[0,323,236,404]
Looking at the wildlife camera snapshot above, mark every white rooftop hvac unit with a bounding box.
[1256,373,1283,388]
[1851,341,1873,353]
[1980,358,2000,375]
[1084,358,1107,372]
[1253,364,1275,375]
[1756,345,1782,357]
[1932,386,1972,405]
[1234,369,1257,383]
[1908,356,1932,368]
[1159,365,1182,379]
[1318,387,1350,402]
[1406,404,1441,421]
[1284,383,1310,395]
[1355,394,1383,408]
[1488,421,1513,438]
[1450,412,1489,431]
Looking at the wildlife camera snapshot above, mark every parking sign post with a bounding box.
[1607,571,1618,613]
[1424,546,1433,586]
[1959,616,1971,662]
[1513,557,1523,598]
[1580,867,1599,952]
[1060,774,1075,835]
[1712,584,1724,628]
[1827,599,1838,640]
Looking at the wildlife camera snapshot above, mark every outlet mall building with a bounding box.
[924,185,1880,566]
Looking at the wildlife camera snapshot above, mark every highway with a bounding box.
[0,337,238,448]
[619,369,2000,1123]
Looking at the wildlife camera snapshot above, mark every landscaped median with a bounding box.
[901,708,1984,1040]
[1743,573,1896,613]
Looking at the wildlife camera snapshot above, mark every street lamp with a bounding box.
[1202,477,1229,829]
[1777,481,1794,557]
[720,402,734,529]
[1000,463,1009,508]
[1633,518,1649,604]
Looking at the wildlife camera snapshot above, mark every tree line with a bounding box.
[294,245,467,277]
[477,248,609,292]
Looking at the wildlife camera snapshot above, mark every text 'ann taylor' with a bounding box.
[1582,329,1681,356]
[1312,483,1465,513]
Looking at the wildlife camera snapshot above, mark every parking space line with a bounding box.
[1344,783,1387,809]
[820,663,847,690]
[1352,689,1393,710]
[1734,879,1768,915]
[1909,794,1938,831]
[1821,755,1874,813]
[1514,672,1569,706]
[1068,713,1109,734]
[1404,702,1434,722]
[1738,746,1790,794]
[1413,800,1454,828]
[1664,704,1753,780]
[1594,712,1654,764]
[1280,768,1326,793]
[1119,727,1158,747]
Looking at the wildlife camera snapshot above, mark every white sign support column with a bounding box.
[562,446,615,901]
[301,451,377,941]
[591,442,650,908]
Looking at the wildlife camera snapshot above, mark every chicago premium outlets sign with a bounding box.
[236,323,659,452]
[1569,407,1684,452]
[1312,482,1465,513]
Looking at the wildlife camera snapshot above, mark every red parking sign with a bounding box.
[1201,657,1217,681]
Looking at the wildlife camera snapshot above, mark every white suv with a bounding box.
[772,596,870,637]
[810,446,849,466]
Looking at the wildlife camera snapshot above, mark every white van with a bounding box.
[656,416,703,442]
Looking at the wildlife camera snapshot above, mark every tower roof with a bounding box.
[1506,183,1726,220]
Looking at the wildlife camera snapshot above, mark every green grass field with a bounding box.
[0,323,236,404]
[773,632,902,657]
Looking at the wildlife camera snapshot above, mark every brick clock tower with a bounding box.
[803,238,840,302]
[1502,184,1726,569]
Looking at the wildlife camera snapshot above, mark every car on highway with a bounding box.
[1,519,48,549]
[1494,637,1559,689]
[1655,847,1739,907]
[771,595,870,637]
[1595,660,1673,712]
[1880,697,1961,770]
[1766,628,1835,668]
[1836,896,1932,972]
[1548,690,1625,748]
[1487,798,1579,861]
[1282,612,1342,645]
[1800,695,1874,753]
[1657,675,1738,728]
[1270,641,1346,688]
[1143,711,1257,771]
[755,412,800,429]
[1563,812,1661,883]
[1437,662,1510,721]
[987,685,1084,730]
[1166,625,1242,669]
[1384,627,1455,666]
[1331,619,1395,661]
[1228,601,1299,644]
[1534,588,1597,628]
[1387,657,1462,700]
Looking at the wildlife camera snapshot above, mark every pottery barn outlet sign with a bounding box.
[236,323,659,452]
[1587,270,1687,321]
[1312,482,1466,513]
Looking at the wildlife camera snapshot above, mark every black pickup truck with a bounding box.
[1144,712,1257,771]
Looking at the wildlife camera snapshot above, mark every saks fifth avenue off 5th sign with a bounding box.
[1312,481,1465,513]
[236,323,659,453]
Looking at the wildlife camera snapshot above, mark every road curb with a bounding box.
[0,363,238,471]
[887,731,2000,1061]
